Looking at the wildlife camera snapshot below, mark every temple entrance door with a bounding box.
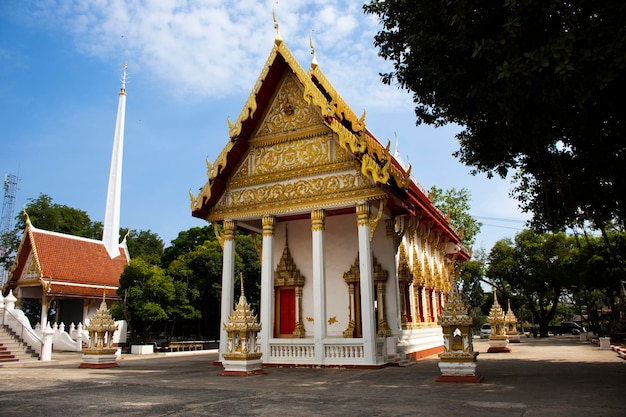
[276,288,296,336]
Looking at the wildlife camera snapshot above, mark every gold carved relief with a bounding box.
[253,137,330,175]
[256,72,325,137]
[218,173,369,211]
[21,255,41,281]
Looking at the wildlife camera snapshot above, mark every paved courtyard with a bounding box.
[0,335,624,417]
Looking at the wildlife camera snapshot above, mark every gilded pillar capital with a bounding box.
[223,220,236,241]
[356,202,369,227]
[262,215,275,237]
[311,209,325,232]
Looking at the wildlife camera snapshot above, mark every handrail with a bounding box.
[3,308,43,355]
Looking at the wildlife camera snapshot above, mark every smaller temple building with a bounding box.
[3,215,128,328]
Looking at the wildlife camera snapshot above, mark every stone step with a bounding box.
[387,354,416,367]
[0,326,39,363]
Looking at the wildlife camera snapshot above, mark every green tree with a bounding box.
[364,1,626,235]
[163,225,261,340]
[125,229,164,265]
[428,185,484,323]
[428,186,482,248]
[166,239,224,339]
[457,257,486,326]
[1,194,102,269]
[566,232,626,338]
[487,230,574,336]
[113,258,176,343]
[17,194,101,238]
[162,226,216,267]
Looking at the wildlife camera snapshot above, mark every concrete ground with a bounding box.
[0,335,624,417]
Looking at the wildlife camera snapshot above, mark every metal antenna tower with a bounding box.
[1,173,20,286]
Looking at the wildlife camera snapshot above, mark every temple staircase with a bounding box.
[0,325,39,364]
[387,353,415,367]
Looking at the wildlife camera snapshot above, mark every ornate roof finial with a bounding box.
[23,209,32,227]
[309,30,318,69]
[120,63,128,95]
[273,2,283,45]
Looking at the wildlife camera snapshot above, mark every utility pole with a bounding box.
[0,173,20,286]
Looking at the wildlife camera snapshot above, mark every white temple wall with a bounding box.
[272,212,364,339]
[323,213,359,337]
[370,215,401,334]
[267,209,416,342]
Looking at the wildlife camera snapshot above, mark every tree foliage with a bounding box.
[486,230,575,336]
[17,194,102,238]
[162,224,261,340]
[1,194,102,269]
[364,1,626,233]
[113,258,183,343]
[566,232,626,337]
[428,186,481,248]
[125,229,164,265]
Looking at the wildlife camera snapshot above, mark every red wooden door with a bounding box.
[279,288,296,335]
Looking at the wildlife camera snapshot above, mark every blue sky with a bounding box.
[0,1,527,252]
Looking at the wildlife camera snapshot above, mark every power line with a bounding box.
[480,222,525,231]
[473,215,527,224]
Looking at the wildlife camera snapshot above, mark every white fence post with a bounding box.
[41,323,54,361]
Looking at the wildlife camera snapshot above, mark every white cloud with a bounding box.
[27,0,407,110]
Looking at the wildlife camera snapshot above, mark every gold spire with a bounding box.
[273,3,283,45]
[309,30,318,69]
[239,272,245,303]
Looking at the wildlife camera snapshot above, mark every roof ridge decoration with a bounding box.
[190,25,413,213]
[23,211,44,280]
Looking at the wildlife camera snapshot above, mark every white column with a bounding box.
[431,290,438,323]
[40,296,49,329]
[219,220,236,362]
[259,215,275,362]
[356,203,377,364]
[311,209,326,363]
[421,287,428,323]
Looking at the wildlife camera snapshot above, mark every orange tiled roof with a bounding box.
[7,223,127,300]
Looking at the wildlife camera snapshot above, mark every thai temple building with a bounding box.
[2,66,130,330]
[190,23,470,367]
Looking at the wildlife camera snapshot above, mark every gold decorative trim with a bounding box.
[232,160,359,189]
[397,243,413,284]
[251,126,329,146]
[274,230,305,288]
[369,199,385,241]
[309,65,366,134]
[205,188,384,222]
[214,225,225,250]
